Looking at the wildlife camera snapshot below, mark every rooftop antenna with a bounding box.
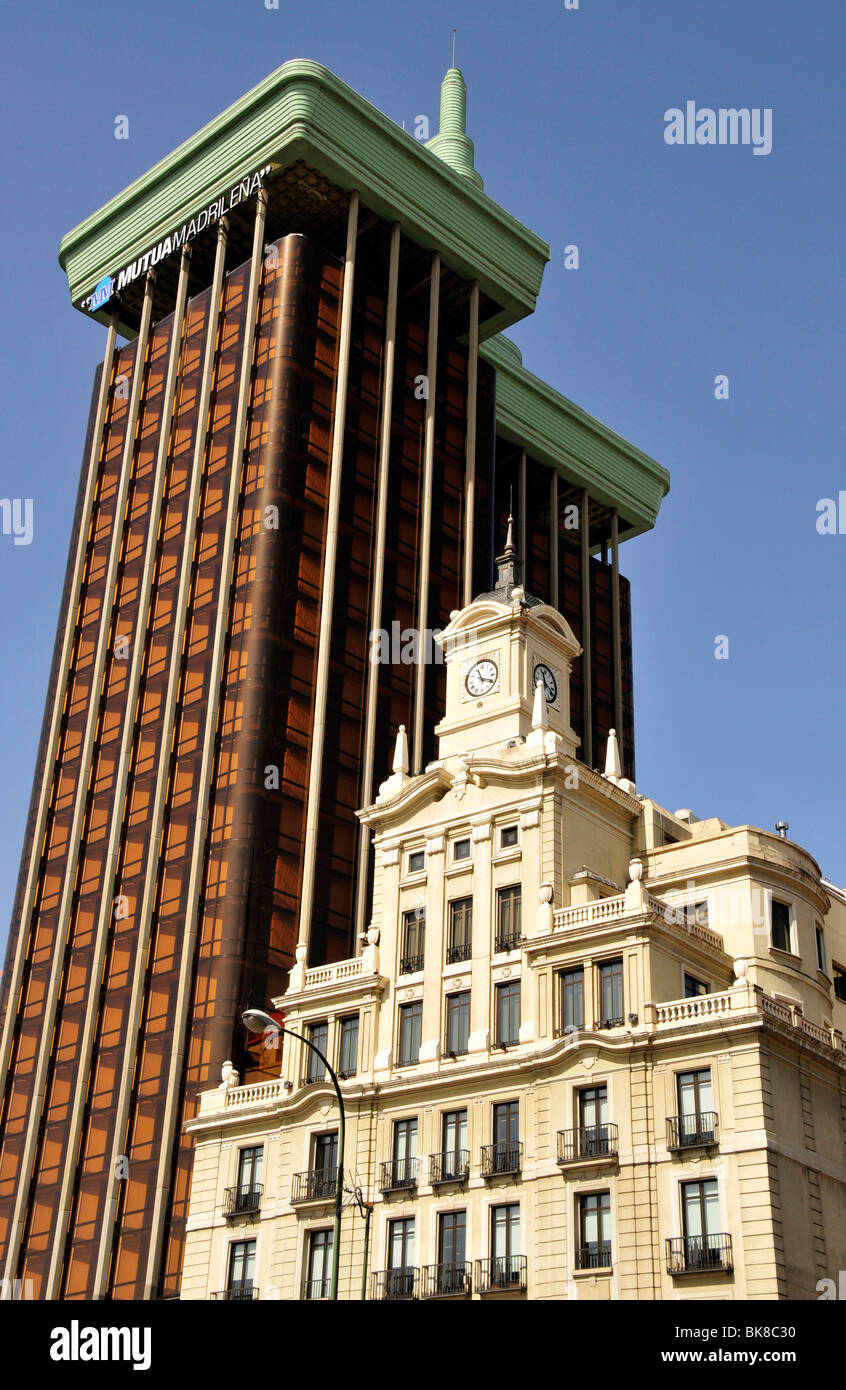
[452,27,457,67]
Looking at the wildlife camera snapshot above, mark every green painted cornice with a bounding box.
[482,335,670,535]
[58,59,548,335]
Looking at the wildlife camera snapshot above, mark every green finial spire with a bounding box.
[426,61,484,190]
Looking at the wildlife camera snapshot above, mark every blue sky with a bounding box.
[1,0,844,960]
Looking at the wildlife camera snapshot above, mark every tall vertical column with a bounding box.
[93,227,228,1298]
[580,487,593,769]
[610,509,623,743]
[354,221,400,940]
[461,280,479,606]
[2,275,154,1287]
[45,251,192,1299]
[411,252,440,775]
[0,307,118,1100]
[549,472,559,605]
[296,191,360,959]
[142,193,268,1297]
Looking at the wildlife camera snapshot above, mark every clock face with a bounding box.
[533,662,558,705]
[465,659,499,697]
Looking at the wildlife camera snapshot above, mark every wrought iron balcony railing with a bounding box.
[372,1267,419,1300]
[481,1142,523,1178]
[301,1276,331,1301]
[420,1262,472,1298]
[667,1112,719,1151]
[399,953,425,975]
[494,932,521,954]
[557,1125,619,1163]
[575,1243,612,1270]
[211,1284,259,1301]
[223,1183,263,1218]
[301,1072,326,1086]
[429,1149,470,1186]
[446,941,472,964]
[474,1255,527,1292]
[291,1168,337,1204]
[379,1157,419,1193]
[666,1233,733,1274]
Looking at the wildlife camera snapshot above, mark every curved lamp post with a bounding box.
[242,1007,345,1301]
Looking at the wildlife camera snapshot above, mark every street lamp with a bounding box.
[241,1007,346,1301]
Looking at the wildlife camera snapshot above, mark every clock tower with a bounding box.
[433,516,582,763]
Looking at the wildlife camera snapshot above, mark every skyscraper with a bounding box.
[0,59,667,1299]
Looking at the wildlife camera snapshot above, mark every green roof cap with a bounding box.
[425,67,483,189]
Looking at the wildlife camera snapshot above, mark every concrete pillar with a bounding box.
[462,279,479,606]
[580,487,593,768]
[411,252,440,774]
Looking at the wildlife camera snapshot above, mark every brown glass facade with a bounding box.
[0,175,636,1300]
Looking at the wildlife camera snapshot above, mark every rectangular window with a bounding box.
[577,1191,611,1269]
[387,1217,416,1296]
[816,925,826,973]
[500,825,519,850]
[681,1179,721,1268]
[578,1085,610,1156]
[400,907,426,973]
[392,1118,418,1186]
[312,1132,338,1199]
[495,980,521,1047]
[684,973,708,998]
[227,1238,256,1298]
[338,1015,359,1077]
[834,964,846,1003]
[446,990,470,1055]
[437,1210,467,1291]
[235,1145,263,1212]
[598,959,624,1028]
[447,897,473,964]
[453,837,471,862]
[305,1021,328,1082]
[682,901,709,927]
[490,1203,521,1286]
[492,1099,520,1173]
[304,1228,333,1300]
[441,1108,468,1179]
[676,1069,715,1146]
[560,967,584,1033]
[398,1001,422,1065]
[408,849,425,874]
[771,899,792,953]
[496,885,522,951]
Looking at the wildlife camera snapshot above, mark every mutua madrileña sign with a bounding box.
[81,163,274,313]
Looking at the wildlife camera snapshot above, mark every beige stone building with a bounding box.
[181,538,846,1301]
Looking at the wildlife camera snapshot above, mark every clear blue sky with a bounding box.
[1,0,844,962]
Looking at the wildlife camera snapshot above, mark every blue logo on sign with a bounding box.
[89,275,114,312]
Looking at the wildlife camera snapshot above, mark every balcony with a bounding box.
[495,933,521,954]
[557,1125,618,1164]
[481,1142,522,1179]
[667,1112,719,1152]
[372,1267,419,1300]
[446,942,472,964]
[420,1262,472,1298]
[301,1072,326,1087]
[399,954,425,975]
[223,1183,263,1219]
[666,1234,733,1275]
[291,1168,337,1204]
[211,1284,259,1301]
[475,1255,527,1292]
[575,1244,612,1271]
[379,1157,419,1194]
[429,1149,470,1186]
[301,1276,331,1301]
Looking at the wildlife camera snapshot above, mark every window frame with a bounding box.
[445,989,470,1056]
[338,1014,359,1078]
[495,884,522,952]
[447,896,473,964]
[495,979,521,1047]
[397,999,423,1066]
[770,898,794,954]
[598,958,624,1028]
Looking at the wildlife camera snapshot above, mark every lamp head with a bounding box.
[242,1008,280,1034]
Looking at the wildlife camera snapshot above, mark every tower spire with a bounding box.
[425,57,484,189]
